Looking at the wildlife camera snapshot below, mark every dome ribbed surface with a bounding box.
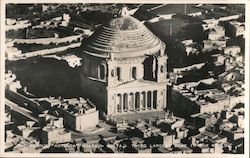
[83,15,162,58]
[107,16,141,30]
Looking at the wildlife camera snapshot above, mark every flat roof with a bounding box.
[196,113,213,119]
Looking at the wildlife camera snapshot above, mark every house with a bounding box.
[191,113,217,128]
[208,25,225,40]
[218,68,244,82]
[57,98,99,131]
[41,97,99,131]
[40,120,71,145]
[224,46,241,56]
[228,21,244,37]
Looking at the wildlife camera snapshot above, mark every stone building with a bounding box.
[40,115,72,145]
[42,97,99,131]
[207,25,225,41]
[171,83,231,118]
[56,98,99,131]
[227,21,245,37]
[80,7,168,118]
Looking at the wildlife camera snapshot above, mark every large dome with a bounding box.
[82,15,164,59]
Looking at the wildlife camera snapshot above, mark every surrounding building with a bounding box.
[5,70,22,92]
[180,39,199,56]
[5,18,31,31]
[40,114,72,145]
[171,80,244,117]
[41,97,99,131]
[227,21,245,37]
[208,25,225,41]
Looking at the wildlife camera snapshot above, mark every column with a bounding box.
[135,92,140,111]
[97,66,101,79]
[138,92,140,111]
[151,91,154,110]
[116,94,119,113]
[132,93,135,111]
[104,64,107,80]
[153,91,158,109]
[123,93,127,112]
[145,92,147,110]
[162,90,166,110]
[120,94,123,113]
[140,92,144,111]
[128,94,131,111]
[114,95,116,114]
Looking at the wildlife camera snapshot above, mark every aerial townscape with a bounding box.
[4,3,245,154]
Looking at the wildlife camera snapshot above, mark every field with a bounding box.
[147,15,206,68]
[138,4,162,11]
[6,57,82,98]
[6,29,26,39]
[14,42,75,53]
[151,4,205,15]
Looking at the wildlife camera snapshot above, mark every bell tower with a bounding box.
[107,53,118,87]
[157,42,168,83]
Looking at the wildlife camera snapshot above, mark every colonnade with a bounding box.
[116,90,158,113]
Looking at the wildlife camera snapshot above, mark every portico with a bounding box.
[107,79,167,115]
[116,90,157,113]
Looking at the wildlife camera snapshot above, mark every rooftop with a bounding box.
[41,97,96,116]
[174,82,231,107]
[196,113,213,119]
[229,21,244,27]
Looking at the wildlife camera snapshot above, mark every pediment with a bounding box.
[116,79,157,89]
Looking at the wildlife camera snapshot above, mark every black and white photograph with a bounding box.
[0,0,249,157]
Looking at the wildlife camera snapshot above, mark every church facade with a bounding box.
[80,8,168,118]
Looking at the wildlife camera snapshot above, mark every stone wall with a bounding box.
[80,73,107,113]
[21,42,81,58]
[14,35,82,45]
[75,111,99,131]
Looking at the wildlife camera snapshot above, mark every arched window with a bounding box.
[99,64,105,80]
[117,67,121,81]
[132,67,137,79]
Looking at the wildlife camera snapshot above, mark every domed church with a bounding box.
[80,7,168,118]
